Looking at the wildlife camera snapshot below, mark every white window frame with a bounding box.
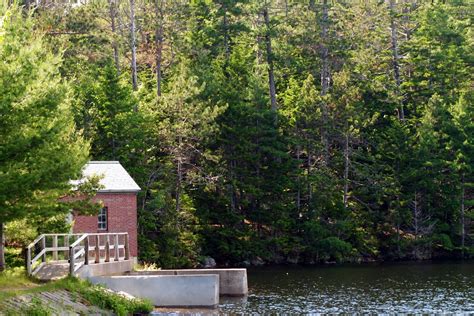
[98,207,108,231]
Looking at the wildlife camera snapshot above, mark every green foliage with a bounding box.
[60,277,153,316]
[19,297,53,316]
[0,270,152,315]
[0,4,89,225]
[4,248,24,269]
[2,0,472,268]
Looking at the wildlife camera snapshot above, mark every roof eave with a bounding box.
[97,189,141,193]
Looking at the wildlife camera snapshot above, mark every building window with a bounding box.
[98,207,108,230]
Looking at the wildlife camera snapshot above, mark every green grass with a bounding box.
[0,268,153,315]
[0,267,41,300]
[59,277,153,315]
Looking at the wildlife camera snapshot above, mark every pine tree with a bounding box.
[0,4,88,270]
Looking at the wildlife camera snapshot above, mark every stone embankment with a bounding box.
[1,290,110,315]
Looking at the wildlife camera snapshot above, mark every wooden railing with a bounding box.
[26,233,130,276]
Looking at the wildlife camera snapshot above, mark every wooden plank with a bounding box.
[45,246,70,252]
[69,247,75,275]
[27,234,45,249]
[32,249,47,264]
[52,235,58,260]
[114,234,119,261]
[41,236,46,263]
[64,235,70,260]
[73,248,85,259]
[105,236,110,262]
[124,234,130,260]
[95,235,100,263]
[84,236,89,265]
[26,247,31,275]
[31,262,46,276]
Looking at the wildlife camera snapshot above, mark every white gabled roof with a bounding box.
[72,161,141,193]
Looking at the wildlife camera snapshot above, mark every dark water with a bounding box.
[155,261,474,315]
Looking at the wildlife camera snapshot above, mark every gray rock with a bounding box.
[202,257,217,268]
[250,257,265,266]
[286,256,299,264]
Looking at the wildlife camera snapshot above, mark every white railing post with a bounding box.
[124,234,130,260]
[41,236,46,263]
[114,234,119,261]
[105,235,110,262]
[84,236,89,265]
[95,235,100,263]
[69,246,75,275]
[26,247,31,275]
[65,235,70,260]
[52,235,58,261]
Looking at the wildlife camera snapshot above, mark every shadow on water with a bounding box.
[153,261,474,315]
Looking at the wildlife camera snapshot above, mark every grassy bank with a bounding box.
[0,268,153,315]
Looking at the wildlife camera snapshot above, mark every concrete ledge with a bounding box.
[77,260,134,278]
[130,268,248,296]
[88,275,219,307]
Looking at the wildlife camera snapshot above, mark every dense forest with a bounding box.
[1,0,473,269]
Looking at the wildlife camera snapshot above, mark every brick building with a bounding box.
[71,161,140,257]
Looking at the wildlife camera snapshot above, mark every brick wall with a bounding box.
[73,193,138,257]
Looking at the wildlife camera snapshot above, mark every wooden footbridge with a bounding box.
[26,233,132,281]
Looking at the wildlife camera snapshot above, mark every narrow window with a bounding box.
[98,207,108,230]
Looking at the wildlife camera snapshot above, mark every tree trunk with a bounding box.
[130,0,138,94]
[296,143,301,214]
[109,0,120,74]
[229,159,237,214]
[176,137,183,213]
[255,14,263,65]
[461,174,465,255]
[343,124,350,209]
[262,5,277,113]
[154,0,164,97]
[389,0,404,120]
[320,0,330,165]
[396,195,402,258]
[307,146,313,207]
[0,222,5,272]
[223,5,230,62]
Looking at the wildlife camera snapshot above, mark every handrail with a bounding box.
[70,234,88,248]
[27,235,45,250]
[26,232,130,277]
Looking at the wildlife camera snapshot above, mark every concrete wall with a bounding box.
[129,268,248,296]
[88,275,220,307]
[73,193,138,256]
[77,260,134,278]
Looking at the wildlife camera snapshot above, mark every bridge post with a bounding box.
[105,236,110,262]
[69,246,75,275]
[64,236,69,260]
[52,235,58,261]
[95,235,100,264]
[26,247,31,275]
[114,234,119,261]
[84,236,89,265]
[41,236,46,263]
[124,234,130,260]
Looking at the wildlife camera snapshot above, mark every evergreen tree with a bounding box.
[0,4,88,270]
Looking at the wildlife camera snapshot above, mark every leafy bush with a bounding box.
[432,233,454,251]
[5,248,24,268]
[317,237,354,263]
